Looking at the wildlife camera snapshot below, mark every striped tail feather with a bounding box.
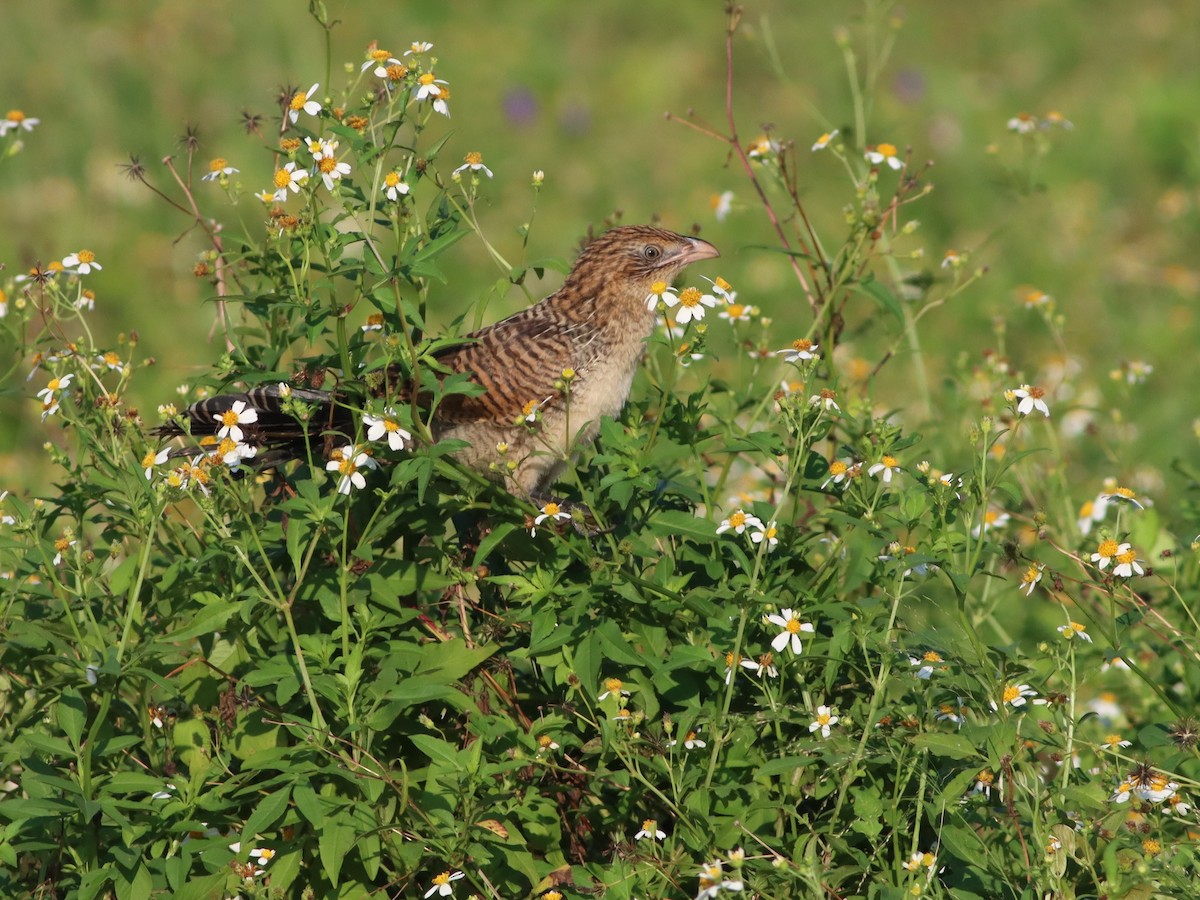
[153,383,358,468]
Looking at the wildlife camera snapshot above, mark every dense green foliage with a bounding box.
[2,3,1199,898]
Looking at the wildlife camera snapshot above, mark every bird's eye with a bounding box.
[642,244,661,260]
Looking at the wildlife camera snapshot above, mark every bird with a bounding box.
[156,225,720,496]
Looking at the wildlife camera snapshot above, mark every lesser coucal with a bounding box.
[158,225,719,494]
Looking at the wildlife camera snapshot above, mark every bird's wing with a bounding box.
[430,303,587,426]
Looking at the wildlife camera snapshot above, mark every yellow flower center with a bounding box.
[464,151,483,165]
[141,450,159,468]
[419,72,436,85]
[219,410,241,427]
[337,457,359,476]
[522,399,539,416]
[649,280,668,294]
[318,157,338,174]
[76,250,96,264]
[728,511,746,528]
[923,651,942,663]
[1104,734,1123,746]
[642,819,656,832]
[209,158,228,172]
[1116,549,1137,565]
[829,461,847,475]
[103,351,120,366]
[678,286,702,308]
[370,49,391,62]
[1022,565,1040,584]
[1002,686,1020,703]
[273,168,291,189]
[1027,385,1045,399]
[977,771,994,785]
[432,872,452,886]
[817,712,832,725]
[1096,539,1119,558]
[386,64,408,81]
[538,735,554,749]
[604,677,622,693]
[55,537,71,552]
[880,455,897,467]
[724,651,739,667]
[384,172,401,187]
[726,304,746,318]
[785,617,802,634]
[714,276,732,291]
[365,313,384,327]
[289,91,308,111]
[792,338,813,351]
[256,848,275,862]
[764,526,777,539]
[1115,486,1135,499]
[542,502,560,516]
[876,142,898,156]
[7,110,27,122]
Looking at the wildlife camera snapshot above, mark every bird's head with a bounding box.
[566,225,720,301]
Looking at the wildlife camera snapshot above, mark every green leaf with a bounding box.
[849,786,883,839]
[936,822,988,862]
[754,755,814,779]
[646,509,714,542]
[171,872,228,900]
[319,819,356,887]
[471,522,520,569]
[722,430,785,456]
[908,732,980,760]
[853,274,904,324]
[292,783,331,828]
[409,734,461,767]
[243,786,292,843]
[414,638,498,681]
[105,555,141,599]
[77,867,114,900]
[21,731,74,758]
[56,689,87,751]
[161,595,238,642]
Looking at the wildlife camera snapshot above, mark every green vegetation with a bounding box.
[1,2,1198,897]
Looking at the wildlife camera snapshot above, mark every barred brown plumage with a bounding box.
[155,225,719,494]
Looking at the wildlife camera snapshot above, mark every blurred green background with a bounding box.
[2,0,1198,496]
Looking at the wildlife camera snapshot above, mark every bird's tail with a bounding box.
[153,383,358,469]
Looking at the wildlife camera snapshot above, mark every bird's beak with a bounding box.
[680,236,720,265]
